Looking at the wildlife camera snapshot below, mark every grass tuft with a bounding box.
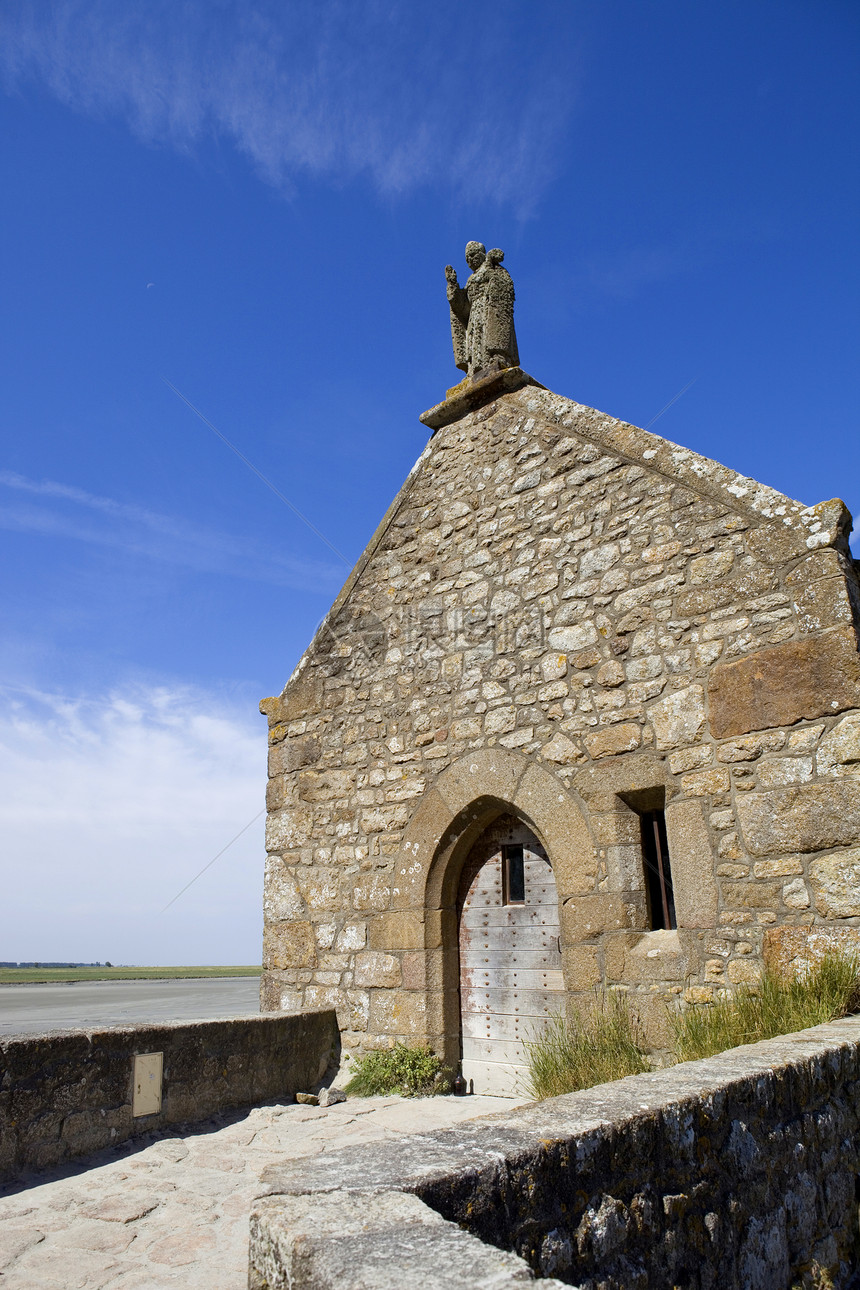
[524,953,860,1101]
[523,991,649,1100]
[344,1043,453,1097]
[671,951,860,1064]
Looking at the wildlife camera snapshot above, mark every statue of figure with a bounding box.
[445,241,519,379]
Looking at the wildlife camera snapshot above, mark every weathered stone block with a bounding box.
[628,988,675,1048]
[540,652,568,681]
[263,861,306,922]
[298,869,342,912]
[574,751,673,803]
[263,921,317,970]
[607,930,687,983]
[689,550,735,584]
[335,923,367,952]
[298,769,356,802]
[354,951,402,988]
[664,799,719,927]
[763,924,860,976]
[368,990,429,1037]
[541,732,580,764]
[680,766,730,796]
[435,748,524,819]
[708,626,860,738]
[561,943,601,990]
[589,809,642,847]
[782,878,810,909]
[400,951,432,992]
[722,881,781,910]
[265,807,313,853]
[736,782,860,855]
[756,757,813,788]
[585,722,641,760]
[561,893,645,940]
[716,732,786,762]
[809,847,860,917]
[548,623,598,653]
[269,735,321,776]
[752,857,803,879]
[484,705,516,735]
[352,875,391,912]
[817,712,860,776]
[791,574,854,634]
[745,522,807,566]
[647,685,706,750]
[368,911,426,951]
[261,668,323,725]
[669,745,712,774]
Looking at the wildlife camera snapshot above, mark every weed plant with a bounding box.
[524,992,649,1100]
[524,953,860,1101]
[344,1043,452,1097]
[671,951,860,1063]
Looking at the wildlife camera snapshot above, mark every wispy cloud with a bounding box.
[0,469,343,591]
[0,681,263,963]
[1,0,577,214]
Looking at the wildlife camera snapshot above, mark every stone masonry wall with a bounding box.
[260,382,860,1062]
[0,1010,338,1182]
[251,1015,860,1290]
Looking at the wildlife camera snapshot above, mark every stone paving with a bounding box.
[0,1093,522,1289]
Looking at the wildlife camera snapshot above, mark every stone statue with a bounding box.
[445,241,519,379]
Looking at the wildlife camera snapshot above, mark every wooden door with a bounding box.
[458,816,565,1096]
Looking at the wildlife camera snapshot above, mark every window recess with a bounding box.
[502,844,526,905]
[639,809,676,931]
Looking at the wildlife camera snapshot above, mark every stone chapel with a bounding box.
[259,244,860,1093]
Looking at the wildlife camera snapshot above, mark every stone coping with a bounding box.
[252,1015,860,1288]
[260,1016,860,1197]
[0,1010,272,1043]
[1,1009,338,1181]
[419,367,544,430]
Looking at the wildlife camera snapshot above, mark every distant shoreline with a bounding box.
[0,966,262,985]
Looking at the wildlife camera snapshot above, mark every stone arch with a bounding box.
[394,749,595,912]
[391,749,595,1065]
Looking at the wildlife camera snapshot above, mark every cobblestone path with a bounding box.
[0,1094,520,1288]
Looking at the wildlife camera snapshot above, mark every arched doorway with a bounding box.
[457,813,565,1095]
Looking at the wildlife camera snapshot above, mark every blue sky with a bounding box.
[0,0,857,964]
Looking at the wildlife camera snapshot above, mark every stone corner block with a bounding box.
[368,910,428,952]
[708,626,860,739]
[736,782,860,857]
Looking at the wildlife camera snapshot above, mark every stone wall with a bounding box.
[0,1010,337,1182]
[250,1015,860,1290]
[260,380,860,1062]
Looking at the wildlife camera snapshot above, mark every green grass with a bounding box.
[523,991,650,1100]
[0,966,262,984]
[344,1043,453,1097]
[524,952,860,1101]
[670,951,860,1063]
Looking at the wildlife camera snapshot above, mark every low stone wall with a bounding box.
[0,1009,338,1182]
[251,1015,860,1289]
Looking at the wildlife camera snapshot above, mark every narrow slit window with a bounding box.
[640,810,676,930]
[503,845,526,905]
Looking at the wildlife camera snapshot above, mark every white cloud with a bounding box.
[1,0,575,213]
[0,469,343,591]
[0,682,265,964]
